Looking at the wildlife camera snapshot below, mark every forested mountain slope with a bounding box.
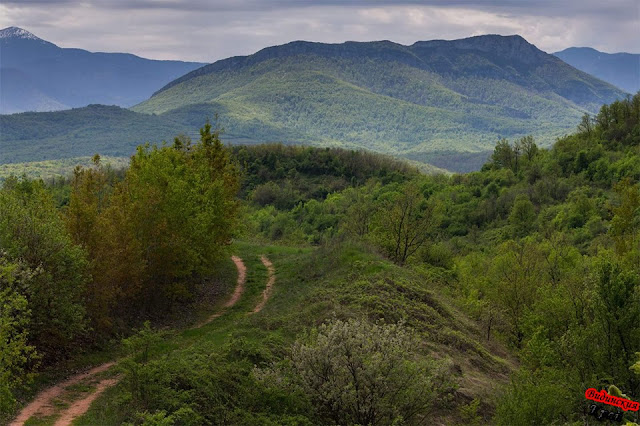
[2,34,627,173]
[0,105,192,164]
[134,34,626,170]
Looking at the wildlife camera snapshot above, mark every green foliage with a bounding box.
[593,257,640,391]
[65,123,240,334]
[275,318,452,425]
[509,194,536,237]
[0,105,195,165]
[371,182,441,265]
[459,398,483,426]
[0,255,39,415]
[0,177,88,362]
[0,156,129,182]
[495,368,578,425]
[118,335,311,425]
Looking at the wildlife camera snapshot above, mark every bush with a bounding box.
[276,318,454,425]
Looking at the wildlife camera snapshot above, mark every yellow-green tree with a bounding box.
[66,123,239,331]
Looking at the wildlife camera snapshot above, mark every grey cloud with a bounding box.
[2,0,636,16]
[1,0,637,62]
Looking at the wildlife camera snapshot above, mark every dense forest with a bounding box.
[1,94,639,424]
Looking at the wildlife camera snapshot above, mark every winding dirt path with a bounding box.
[11,255,247,426]
[195,255,246,327]
[9,362,116,426]
[53,377,121,426]
[251,255,275,313]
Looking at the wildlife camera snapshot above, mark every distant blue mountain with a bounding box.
[554,47,639,94]
[0,27,206,114]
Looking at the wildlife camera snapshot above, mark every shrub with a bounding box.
[282,318,454,425]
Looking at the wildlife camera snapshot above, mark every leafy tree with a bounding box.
[0,255,39,415]
[491,139,515,171]
[610,178,640,260]
[593,258,640,393]
[0,177,88,362]
[488,239,543,346]
[341,185,377,238]
[515,135,539,163]
[372,181,440,265]
[509,194,536,237]
[495,367,577,425]
[66,123,240,330]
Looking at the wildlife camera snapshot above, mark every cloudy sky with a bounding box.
[1,0,638,62]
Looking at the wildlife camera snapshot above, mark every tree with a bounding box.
[372,181,440,265]
[65,123,240,330]
[593,258,640,393]
[341,185,376,238]
[0,177,88,362]
[488,239,543,346]
[0,255,39,415]
[509,194,536,237]
[577,113,594,137]
[610,178,640,260]
[491,138,514,170]
[515,135,539,163]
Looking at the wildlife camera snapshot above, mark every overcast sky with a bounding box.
[1,0,638,62]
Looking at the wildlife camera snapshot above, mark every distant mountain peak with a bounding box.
[0,26,44,41]
[413,34,546,64]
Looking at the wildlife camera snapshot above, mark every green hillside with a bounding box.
[0,105,193,164]
[133,35,627,171]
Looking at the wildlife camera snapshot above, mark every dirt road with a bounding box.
[251,255,275,313]
[11,255,247,426]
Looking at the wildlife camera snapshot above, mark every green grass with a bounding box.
[74,240,512,425]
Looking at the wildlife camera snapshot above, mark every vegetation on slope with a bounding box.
[0,156,129,182]
[134,35,627,170]
[1,94,639,424]
[0,105,194,164]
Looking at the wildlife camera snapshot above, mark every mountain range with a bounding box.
[554,47,640,94]
[0,27,205,114]
[0,29,631,172]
